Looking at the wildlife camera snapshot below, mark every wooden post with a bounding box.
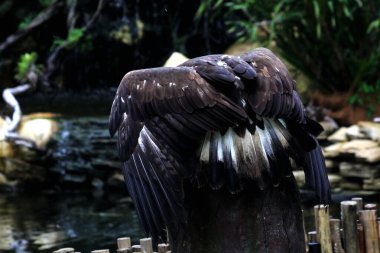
[378,219,380,248]
[132,245,142,252]
[329,219,345,253]
[118,237,131,249]
[341,200,360,253]
[357,223,365,253]
[352,198,363,213]
[303,210,308,251]
[158,244,169,253]
[173,176,305,253]
[53,248,75,253]
[365,204,377,210]
[314,205,333,253]
[308,242,322,253]
[359,210,380,253]
[308,231,318,243]
[117,250,132,253]
[91,250,109,253]
[140,238,153,253]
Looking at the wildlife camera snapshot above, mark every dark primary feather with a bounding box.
[109,47,331,244]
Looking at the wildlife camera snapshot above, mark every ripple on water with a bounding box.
[0,192,142,253]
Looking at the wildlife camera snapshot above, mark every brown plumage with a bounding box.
[109,47,330,244]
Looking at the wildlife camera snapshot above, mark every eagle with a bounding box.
[109,47,331,245]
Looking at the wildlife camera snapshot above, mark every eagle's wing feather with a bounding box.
[241,48,303,122]
[241,48,330,202]
[109,66,247,137]
[109,66,248,242]
[109,49,331,244]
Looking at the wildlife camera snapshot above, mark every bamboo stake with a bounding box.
[314,205,333,253]
[140,238,153,253]
[341,200,360,253]
[329,219,345,253]
[359,210,380,253]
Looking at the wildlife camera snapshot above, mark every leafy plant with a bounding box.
[197,0,380,116]
[18,15,35,30]
[15,52,38,81]
[53,28,84,48]
[349,80,380,118]
[39,0,53,7]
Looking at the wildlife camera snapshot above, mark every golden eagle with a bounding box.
[109,48,330,244]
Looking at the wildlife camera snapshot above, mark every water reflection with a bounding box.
[0,192,143,253]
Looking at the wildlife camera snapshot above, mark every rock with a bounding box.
[328,174,342,188]
[62,174,87,184]
[318,119,339,140]
[293,170,305,187]
[339,162,380,179]
[341,139,378,151]
[325,159,340,172]
[0,113,58,157]
[340,179,362,190]
[327,127,348,142]
[163,52,189,67]
[345,125,367,140]
[325,140,380,163]
[1,158,46,182]
[18,117,58,150]
[354,147,380,163]
[363,178,380,190]
[91,177,104,189]
[358,121,380,142]
[107,172,125,190]
[0,172,7,185]
[339,140,380,163]
[324,143,345,158]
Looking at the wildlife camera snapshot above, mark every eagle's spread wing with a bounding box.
[109,48,331,244]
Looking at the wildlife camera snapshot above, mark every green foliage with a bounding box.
[18,15,34,30]
[197,0,380,116]
[15,52,38,81]
[53,28,84,48]
[39,0,53,7]
[0,1,13,16]
[348,80,380,118]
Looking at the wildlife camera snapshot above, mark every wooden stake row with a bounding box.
[308,197,380,253]
[53,237,170,253]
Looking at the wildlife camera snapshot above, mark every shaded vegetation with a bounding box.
[0,0,378,119]
[0,0,234,91]
[197,0,380,117]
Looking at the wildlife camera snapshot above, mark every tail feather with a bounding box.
[305,143,331,203]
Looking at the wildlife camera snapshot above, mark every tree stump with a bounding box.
[174,176,305,253]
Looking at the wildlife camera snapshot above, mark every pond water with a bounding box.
[0,191,143,253]
[1,189,379,252]
[1,114,379,252]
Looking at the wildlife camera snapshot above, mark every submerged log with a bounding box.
[174,176,305,253]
